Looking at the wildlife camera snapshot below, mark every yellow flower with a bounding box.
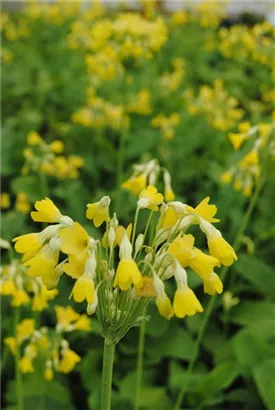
[31,198,62,223]
[74,315,92,331]
[157,206,179,230]
[15,192,31,214]
[220,171,233,184]
[17,319,35,343]
[200,220,237,266]
[19,356,34,373]
[168,234,195,266]
[59,348,81,373]
[163,169,175,202]
[208,235,237,266]
[229,132,245,150]
[185,197,219,223]
[86,196,110,227]
[4,337,16,355]
[153,273,173,319]
[50,140,64,153]
[135,277,156,298]
[1,192,10,209]
[0,279,16,295]
[11,289,30,306]
[24,240,60,282]
[115,224,132,246]
[114,259,143,291]
[13,233,43,260]
[44,367,54,381]
[60,222,90,260]
[203,272,223,295]
[32,287,58,311]
[27,131,41,146]
[173,287,203,318]
[63,254,88,279]
[122,175,147,196]
[70,276,95,304]
[138,185,163,211]
[188,248,220,280]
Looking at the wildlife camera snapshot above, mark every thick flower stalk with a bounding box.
[13,192,237,408]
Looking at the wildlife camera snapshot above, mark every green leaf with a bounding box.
[253,359,275,410]
[230,301,275,325]
[235,254,275,298]
[233,330,274,376]
[195,361,240,400]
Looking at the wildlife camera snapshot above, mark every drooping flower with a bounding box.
[153,274,173,319]
[114,234,143,290]
[58,348,81,373]
[31,198,63,223]
[122,175,147,196]
[185,197,220,223]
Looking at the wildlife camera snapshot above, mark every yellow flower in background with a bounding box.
[11,289,30,306]
[15,192,31,214]
[0,279,16,295]
[157,205,179,230]
[27,131,41,146]
[17,319,35,343]
[138,185,163,211]
[4,337,16,355]
[86,196,110,227]
[31,198,62,223]
[50,140,64,154]
[173,287,203,318]
[122,175,147,196]
[19,356,34,373]
[59,348,81,374]
[60,222,90,260]
[0,192,10,209]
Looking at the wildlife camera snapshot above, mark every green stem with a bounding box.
[15,307,23,410]
[134,316,147,410]
[101,338,116,410]
[132,207,140,245]
[115,130,126,213]
[173,178,264,410]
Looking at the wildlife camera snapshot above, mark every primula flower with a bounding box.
[50,140,64,154]
[203,272,223,295]
[86,196,111,227]
[163,170,175,202]
[70,253,97,305]
[11,289,30,306]
[17,319,35,343]
[19,356,34,373]
[1,192,10,209]
[121,175,147,196]
[188,248,221,280]
[31,198,63,223]
[153,274,173,319]
[27,131,41,146]
[4,337,16,355]
[200,220,237,266]
[138,185,163,211]
[63,254,88,279]
[59,348,81,374]
[185,197,220,223]
[114,234,143,290]
[168,234,195,266]
[172,261,203,318]
[60,222,90,260]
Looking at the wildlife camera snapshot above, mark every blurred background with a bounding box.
[1,1,275,409]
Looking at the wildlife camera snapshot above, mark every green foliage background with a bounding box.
[1,3,275,410]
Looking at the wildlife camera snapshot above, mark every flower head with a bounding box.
[86,196,111,227]
[138,185,163,210]
[31,198,63,223]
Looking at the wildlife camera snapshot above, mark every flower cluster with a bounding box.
[4,307,90,379]
[183,80,244,132]
[122,159,175,201]
[72,92,129,131]
[24,0,81,26]
[13,187,236,342]
[22,132,84,180]
[0,258,57,310]
[151,113,181,140]
[160,58,185,94]
[221,119,275,196]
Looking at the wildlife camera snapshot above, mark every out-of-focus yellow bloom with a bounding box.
[1,193,10,209]
[15,192,31,214]
[19,356,34,373]
[27,131,41,146]
[59,348,81,373]
[138,185,163,211]
[50,140,64,154]
[122,175,147,196]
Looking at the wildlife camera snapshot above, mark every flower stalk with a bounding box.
[101,338,116,410]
